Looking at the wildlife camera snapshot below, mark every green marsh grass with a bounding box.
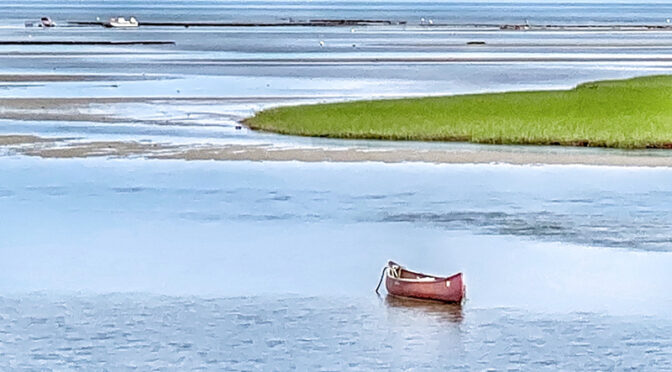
[245,75,672,149]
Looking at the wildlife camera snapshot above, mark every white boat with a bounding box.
[105,16,139,28]
[40,17,54,27]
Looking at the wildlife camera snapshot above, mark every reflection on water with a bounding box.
[384,295,464,324]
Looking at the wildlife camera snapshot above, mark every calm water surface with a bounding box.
[2,158,672,369]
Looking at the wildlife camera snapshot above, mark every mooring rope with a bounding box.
[374,266,387,294]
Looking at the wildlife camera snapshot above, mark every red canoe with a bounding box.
[380,261,465,303]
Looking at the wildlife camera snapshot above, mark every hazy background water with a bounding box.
[3,0,672,25]
[2,1,672,370]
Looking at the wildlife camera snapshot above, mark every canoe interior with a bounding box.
[388,260,451,281]
[399,267,443,280]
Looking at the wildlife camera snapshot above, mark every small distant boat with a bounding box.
[376,261,465,303]
[40,17,54,28]
[105,16,139,28]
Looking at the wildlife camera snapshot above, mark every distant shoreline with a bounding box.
[64,20,672,32]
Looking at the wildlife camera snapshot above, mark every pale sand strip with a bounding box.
[152,146,672,167]
[0,98,228,124]
[0,135,52,145]
[0,97,318,124]
[0,75,157,82]
[3,135,672,167]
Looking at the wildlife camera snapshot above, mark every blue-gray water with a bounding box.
[2,159,672,369]
[4,0,672,25]
[2,294,671,370]
[3,0,672,370]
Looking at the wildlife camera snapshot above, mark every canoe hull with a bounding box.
[384,262,465,303]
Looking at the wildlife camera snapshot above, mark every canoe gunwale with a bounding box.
[385,270,460,283]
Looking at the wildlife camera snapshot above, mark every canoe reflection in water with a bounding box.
[384,295,464,323]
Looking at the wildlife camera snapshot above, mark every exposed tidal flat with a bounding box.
[4,2,672,165]
[3,76,672,164]
[4,91,672,165]
[7,133,672,166]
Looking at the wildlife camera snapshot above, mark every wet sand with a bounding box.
[0,98,109,123]
[0,75,160,82]
[3,134,672,166]
[0,97,262,123]
[167,57,672,64]
[161,146,672,167]
[0,134,51,145]
[0,41,175,46]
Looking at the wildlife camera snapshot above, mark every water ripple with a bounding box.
[4,293,667,370]
[381,211,672,251]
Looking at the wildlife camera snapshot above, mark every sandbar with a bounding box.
[3,134,672,167]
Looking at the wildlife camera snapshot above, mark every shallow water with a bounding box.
[2,158,672,368]
[1,294,671,371]
[4,0,672,26]
[3,1,672,369]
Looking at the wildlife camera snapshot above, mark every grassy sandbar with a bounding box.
[245,75,672,149]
